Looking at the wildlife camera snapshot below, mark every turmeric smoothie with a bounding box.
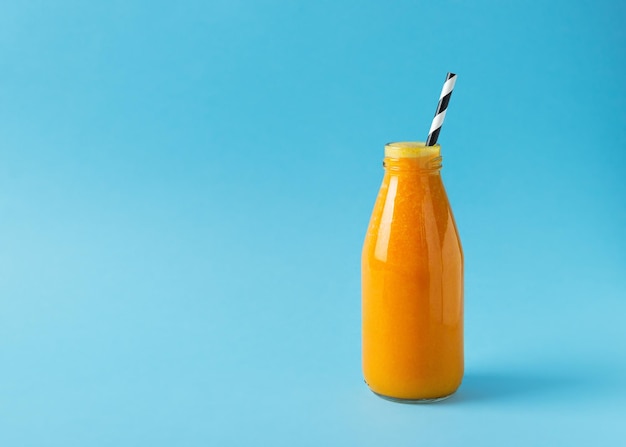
[362,142,464,401]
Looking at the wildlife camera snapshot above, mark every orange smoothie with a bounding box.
[362,142,464,401]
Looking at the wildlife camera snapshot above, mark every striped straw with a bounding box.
[426,72,457,146]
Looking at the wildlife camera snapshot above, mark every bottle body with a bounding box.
[362,142,464,401]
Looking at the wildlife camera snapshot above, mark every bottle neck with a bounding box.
[383,142,442,174]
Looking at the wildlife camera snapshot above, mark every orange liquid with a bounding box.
[362,143,464,400]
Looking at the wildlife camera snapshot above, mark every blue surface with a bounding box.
[1,0,625,445]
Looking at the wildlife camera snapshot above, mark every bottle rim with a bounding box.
[384,141,441,159]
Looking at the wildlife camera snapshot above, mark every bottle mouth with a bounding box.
[384,141,440,158]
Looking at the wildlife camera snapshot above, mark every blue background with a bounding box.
[1,0,625,445]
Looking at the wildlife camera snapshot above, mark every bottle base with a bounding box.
[371,389,456,404]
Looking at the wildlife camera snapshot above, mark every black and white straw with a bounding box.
[426,72,457,146]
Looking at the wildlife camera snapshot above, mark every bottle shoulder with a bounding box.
[363,173,462,266]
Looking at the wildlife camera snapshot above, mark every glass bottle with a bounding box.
[362,141,464,402]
